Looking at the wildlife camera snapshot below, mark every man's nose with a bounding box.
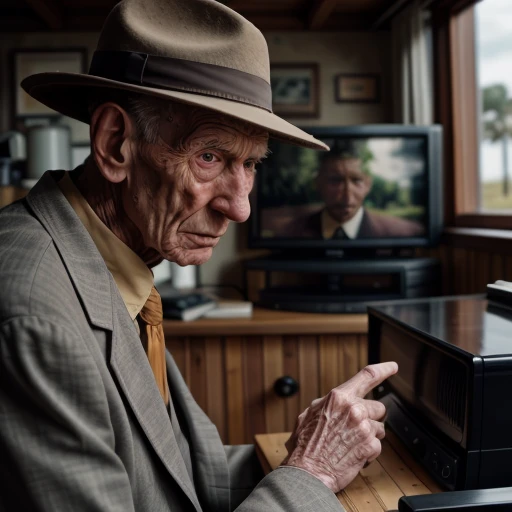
[210,166,254,222]
[339,179,351,201]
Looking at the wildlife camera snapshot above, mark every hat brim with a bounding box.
[21,72,329,151]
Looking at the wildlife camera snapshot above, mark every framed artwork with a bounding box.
[270,63,319,118]
[335,74,380,103]
[11,48,87,121]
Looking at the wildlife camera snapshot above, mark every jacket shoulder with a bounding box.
[0,200,73,322]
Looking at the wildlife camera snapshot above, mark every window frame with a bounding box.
[432,0,512,230]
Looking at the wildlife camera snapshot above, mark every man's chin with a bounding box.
[169,247,213,267]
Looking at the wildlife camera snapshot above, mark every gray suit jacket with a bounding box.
[0,171,341,512]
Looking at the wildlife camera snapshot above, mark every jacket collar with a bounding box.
[25,171,113,330]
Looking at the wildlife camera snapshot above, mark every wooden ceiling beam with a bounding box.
[308,0,339,30]
[245,14,306,31]
[0,15,45,31]
[371,0,412,29]
[23,0,63,29]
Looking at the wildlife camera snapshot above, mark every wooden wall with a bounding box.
[166,333,368,444]
[420,239,512,296]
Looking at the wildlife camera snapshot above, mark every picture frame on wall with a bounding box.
[335,74,380,103]
[270,63,319,118]
[11,48,87,121]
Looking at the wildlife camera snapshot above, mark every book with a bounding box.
[161,292,217,321]
[202,301,253,319]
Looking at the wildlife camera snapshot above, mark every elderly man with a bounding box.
[0,0,397,510]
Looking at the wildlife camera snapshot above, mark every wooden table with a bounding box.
[255,430,443,512]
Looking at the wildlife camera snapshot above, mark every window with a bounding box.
[433,0,512,230]
[476,0,512,212]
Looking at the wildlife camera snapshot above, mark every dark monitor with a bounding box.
[249,125,443,253]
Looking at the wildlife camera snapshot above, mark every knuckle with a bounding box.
[354,443,373,462]
[329,389,349,409]
[311,397,322,407]
[348,402,368,424]
[362,365,377,381]
[368,439,382,461]
[356,419,372,439]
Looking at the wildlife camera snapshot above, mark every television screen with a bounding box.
[250,125,442,250]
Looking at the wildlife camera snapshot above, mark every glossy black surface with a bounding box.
[371,295,512,357]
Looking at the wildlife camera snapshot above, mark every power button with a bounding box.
[442,465,451,479]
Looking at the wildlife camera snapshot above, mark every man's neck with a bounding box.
[74,160,163,268]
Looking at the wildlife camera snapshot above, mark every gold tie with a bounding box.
[139,286,169,405]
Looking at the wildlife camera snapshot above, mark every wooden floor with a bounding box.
[255,430,443,512]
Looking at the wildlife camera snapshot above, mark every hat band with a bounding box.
[89,50,272,112]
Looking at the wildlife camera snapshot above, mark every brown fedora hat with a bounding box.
[21,0,328,151]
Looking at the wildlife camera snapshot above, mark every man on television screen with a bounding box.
[282,142,425,239]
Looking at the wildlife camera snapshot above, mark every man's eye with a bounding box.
[201,153,215,162]
[244,160,256,171]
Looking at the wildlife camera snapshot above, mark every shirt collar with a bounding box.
[322,206,364,239]
[58,172,153,320]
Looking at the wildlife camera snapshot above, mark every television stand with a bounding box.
[244,257,441,314]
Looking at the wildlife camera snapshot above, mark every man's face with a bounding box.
[122,107,268,266]
[317,157,372,224]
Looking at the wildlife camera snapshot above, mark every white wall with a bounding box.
[0,29,392,290]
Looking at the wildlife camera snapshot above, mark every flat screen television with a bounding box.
[249,124,443,255]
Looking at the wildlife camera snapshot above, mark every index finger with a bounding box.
[341,361,398,398]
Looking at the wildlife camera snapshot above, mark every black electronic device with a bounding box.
[245,256,441,313]
[368,295,512,491]
[398,487,512,511]
[249,124,443,253]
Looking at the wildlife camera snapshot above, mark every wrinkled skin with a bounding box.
[282,362,398,493]
[79,101,268,268]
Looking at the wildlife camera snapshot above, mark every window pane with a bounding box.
[476,0,512,212]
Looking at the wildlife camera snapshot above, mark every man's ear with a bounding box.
[90,103,135,184]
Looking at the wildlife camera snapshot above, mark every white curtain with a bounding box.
[392,0,434,125]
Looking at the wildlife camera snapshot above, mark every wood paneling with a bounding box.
[0,187,27,209]
[224,336,246,444]
[0,0,407,32]
[282,336,300,432]
[422,239,512,296]
[24,0,63,29]
[243,337,266,441]
[166,330,368,444]
[319,335,339,396]
[263,336,286,433]
[298,335,320,412]
[205,337,226,441]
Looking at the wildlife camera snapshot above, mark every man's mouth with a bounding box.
[181,232,222,247]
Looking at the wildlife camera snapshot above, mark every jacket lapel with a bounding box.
[26,171,202,512]
[166,354,231,512]
[110,288,202,511]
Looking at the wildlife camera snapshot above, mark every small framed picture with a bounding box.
[270,63,319,118]
[335,74,380,103]
[11,48,87,120]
